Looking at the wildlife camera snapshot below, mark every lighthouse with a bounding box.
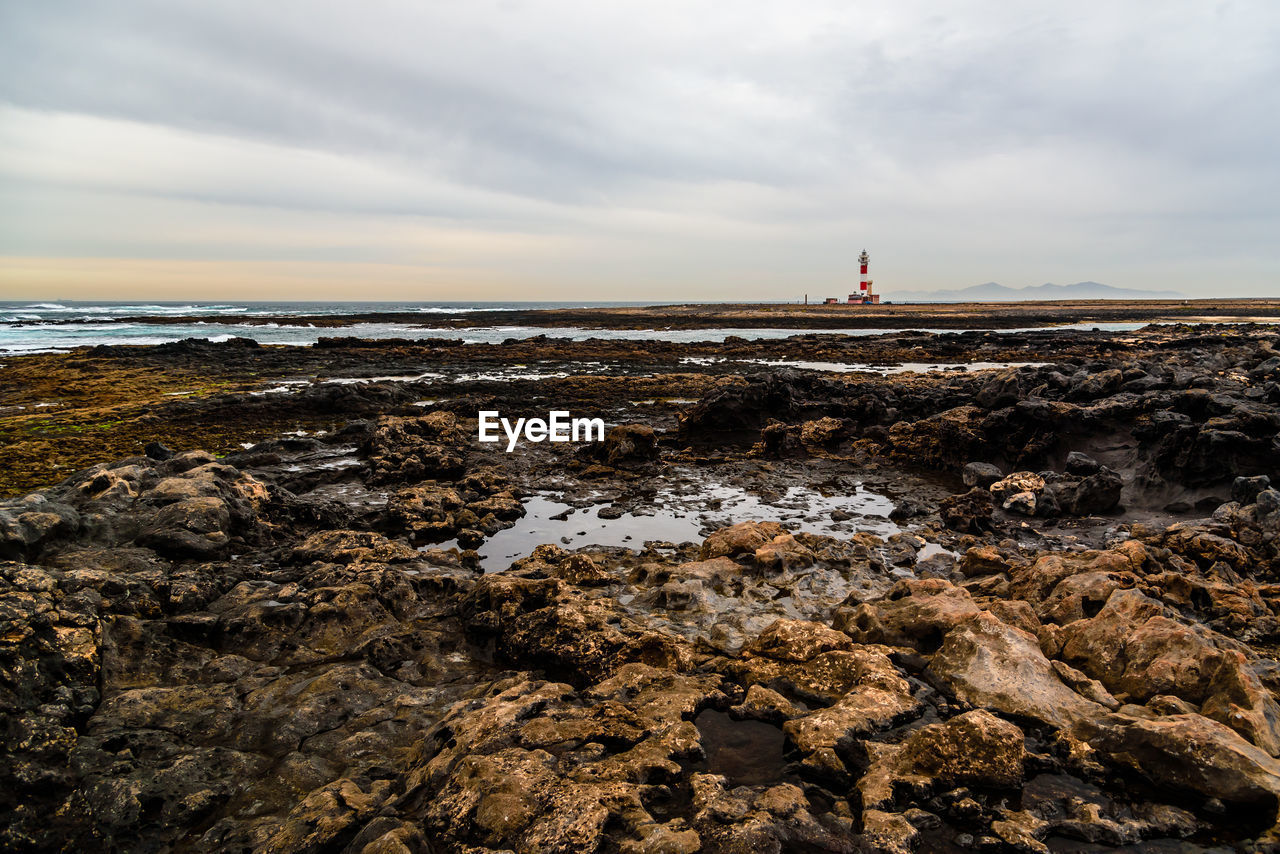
[848,249,880,304]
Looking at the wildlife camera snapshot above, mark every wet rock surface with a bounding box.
[3,321,1280,851]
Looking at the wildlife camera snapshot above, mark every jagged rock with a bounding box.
[290,530,419,565]
[1005,544,1147,625]
[699,521,786,560]
[1005,491,1038,515]
[632,556,742,590]
[858,710,1025,811]
[1050,661,1121,710]
[386,486,466,541]
[10,324,1280,852]
[364,412,467,484]
[0,500,82,561]
[800,417,846,446]
[142,475,223,504]
[963,462,1003,488]
[838,578,982,652]
[730,685,804,724]
[744,619,854,663]
[1058,588,1280,753]
[690,776,860,853]
[859,809,918,854]
[888,406,987,471]
[593,423,660,467]
[679,372,826,442]
[753,534,816,571]
[1043,467,1124,515]
[401,670,760,854]
[912,710,1025,783]
[1073,712,1280,812]
[137,497,231,558]
[928,612,1107,728]
[1143,521,1253,571]
[990,472,1046,516]
[959,545,1016,578]
[782,648,919,757]
[550,553,612,586]
[1072,368,1123,399]
[759,419,804,457]
[0,562,102,845]
[1233,474,1272,506]
[990,810,1049,854]
[939,488,993,533]
[463,574,694,683]
[1065,451,1101,475]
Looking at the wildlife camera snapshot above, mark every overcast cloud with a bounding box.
[1,0,1277,300]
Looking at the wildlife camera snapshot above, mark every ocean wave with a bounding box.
[126,304,247,314]
[10,303,252,316]
[84,304,248,315]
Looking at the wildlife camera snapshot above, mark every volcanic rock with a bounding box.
[363,412,467,484]
[990,472,1046,516]
[928,612,1107,728]
[590,423,660,467]
[939,487,994,533]
[699,521,787,560]
[1073,712,1280,813]
[962,462,1003,488]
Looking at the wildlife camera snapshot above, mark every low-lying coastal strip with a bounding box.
[27,297,1280,330]
[3,303,1280,852]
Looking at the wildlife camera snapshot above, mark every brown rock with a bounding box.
[897,709,1025,788]
[364,412,467,484]
[928,613,1106,729]
[990,472,1046,515]
[1073,712,1280,812]
[800,417,846,446]
[730,685,804,724]
[860,809,918,854]
[838,578,981,652]
[959,545,1015,578]
[290,530,419,565]
[598,423,660,467]
[137,497,231,559]
[744,619,853,663]
[858,710,1025,812]
[699,521,786,560]
[783,649,919,756]
[939,487,994,533]
[753,534,816,571]
[553,554,612,586]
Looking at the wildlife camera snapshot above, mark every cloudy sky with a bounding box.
[1,0,1277,301]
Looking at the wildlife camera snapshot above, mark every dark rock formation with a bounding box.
[4,322,1280,851]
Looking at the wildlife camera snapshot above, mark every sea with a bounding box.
[0,300,1153,354]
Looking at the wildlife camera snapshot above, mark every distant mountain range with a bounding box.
[891,281,1185,303]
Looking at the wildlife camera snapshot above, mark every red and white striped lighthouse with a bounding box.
[847,249,878,304]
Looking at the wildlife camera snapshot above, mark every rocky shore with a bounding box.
[4,320,1280,852]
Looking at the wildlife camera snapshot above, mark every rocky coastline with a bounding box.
[4,318,1280,852]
